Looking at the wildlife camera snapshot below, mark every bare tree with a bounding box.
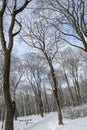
[57,59,75,106]
[21,18,63,125]
[60,48,82,105]
[24,53,44,117]
[0,1,32,130]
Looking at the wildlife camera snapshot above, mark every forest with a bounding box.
[0,0,87,130]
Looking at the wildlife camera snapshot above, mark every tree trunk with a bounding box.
[3,51,16,130]
[44,51,63,125]
[53,88,63,125]
[73,77,82,105]
[75,79,82,105]
[38,96,44,117]
[63,69,75,106]
[49,61,63,125]
[58,88,64,107]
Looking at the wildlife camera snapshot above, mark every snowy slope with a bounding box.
[0,112,87,130]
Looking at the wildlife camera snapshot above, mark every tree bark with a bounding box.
[48,59,63,124]
[38,93,44,117]
[43,52,63,125]
[51,66,63,125]
[3,51,16,130]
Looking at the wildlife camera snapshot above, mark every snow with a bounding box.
[0,112,87,130]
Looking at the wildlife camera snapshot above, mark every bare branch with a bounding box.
[62,38,85,52]
[12,19,22,37]
[0,0,7,16]
[49,0,87,52]
[0,19,6,52]
[14,0,32,15]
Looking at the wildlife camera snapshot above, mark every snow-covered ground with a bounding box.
[0,112,87,130]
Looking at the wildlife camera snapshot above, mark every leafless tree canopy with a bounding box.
[45,0,87,52]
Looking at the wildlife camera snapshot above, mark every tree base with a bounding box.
[58,121,64,125]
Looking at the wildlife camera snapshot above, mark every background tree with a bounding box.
[21,17,63,125]
[24,53,44,117]
[58,47,82,105]
[57,60,75,106]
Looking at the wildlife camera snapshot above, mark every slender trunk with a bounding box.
[3,51,15,130]
[73,79,81,105]
[58,88,64,107]
[63,69,75,106]
[44,52,63,125]
[38,95,44,117]
[75,67,82,105]
[38,102,44,117]
[75,79,82,105]
[49,62,63,125]
[53,88,63,124]
[35,97,39,115]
